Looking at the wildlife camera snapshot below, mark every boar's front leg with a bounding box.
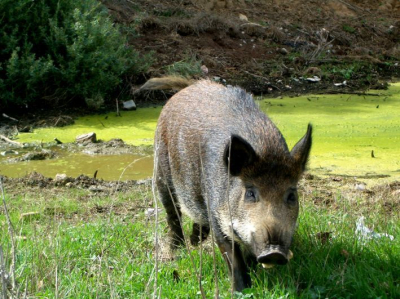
[213,222,251,291]
[190,223,210,246]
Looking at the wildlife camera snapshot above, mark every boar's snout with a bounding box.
[257,246,289,266]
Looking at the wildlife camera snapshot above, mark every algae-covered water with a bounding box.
[2,83,400,181]
[262,83,400,181]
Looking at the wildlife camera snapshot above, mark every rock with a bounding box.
[355,183,366,191]
[122,100,137,111]
[201,65,209,75]
[334,81,347,87]
[239,13,248,21]
[76,132,97,144]
[1,150,18,156]
[54,173,73,185]
[277,47,289,55]
[306,76,321,83]
[55,173,68,181]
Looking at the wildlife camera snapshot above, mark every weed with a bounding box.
[0,174,398,298]
[343,24,356,34]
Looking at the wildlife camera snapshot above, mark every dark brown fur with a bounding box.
[152,78,312,291]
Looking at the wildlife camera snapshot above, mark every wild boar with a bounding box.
[151,78,312,291]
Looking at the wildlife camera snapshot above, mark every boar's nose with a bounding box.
[257,249,288,266]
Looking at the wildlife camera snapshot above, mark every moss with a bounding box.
[18,107,162,146]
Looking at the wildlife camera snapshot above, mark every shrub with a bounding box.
[165,56,202,77]
[0,0,152,110]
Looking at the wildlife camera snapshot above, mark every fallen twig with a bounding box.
[337,0,369,13]
[2,114,18,122]
[0,135,22,147]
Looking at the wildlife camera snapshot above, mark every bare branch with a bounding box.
[0,245,9,299]
[0,135,23,147]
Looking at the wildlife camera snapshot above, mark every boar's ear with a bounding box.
[291,124,312,172]
[224,135,257,176]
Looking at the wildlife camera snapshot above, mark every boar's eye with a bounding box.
[286,191,298,206]
[245,188,257,202]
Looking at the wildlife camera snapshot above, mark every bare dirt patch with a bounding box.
[103,0,400,99]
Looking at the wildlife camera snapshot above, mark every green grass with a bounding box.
[1,177,398,298]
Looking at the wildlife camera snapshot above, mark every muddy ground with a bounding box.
[105,0,400,99]
[2,0,400,132]
[1,172,398,221]
[1,0,400,193]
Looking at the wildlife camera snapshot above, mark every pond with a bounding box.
[1,83,399,182]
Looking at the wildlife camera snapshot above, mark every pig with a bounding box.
[151,78,312,291]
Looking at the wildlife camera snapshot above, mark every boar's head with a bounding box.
[223,124,312,267]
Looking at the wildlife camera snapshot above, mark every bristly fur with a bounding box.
[152,77,312,292]
[134,76,194,94]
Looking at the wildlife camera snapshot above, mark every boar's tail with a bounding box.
[134,76,194,94]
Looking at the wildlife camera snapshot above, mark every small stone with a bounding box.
[122,100,136,111]
[239,13,248,21]
[306,76,321,83]
[200,65,209,75]
[55,174,68,181]
[355,183,366,191]
[76,132,96,144]
[277,48,289,55]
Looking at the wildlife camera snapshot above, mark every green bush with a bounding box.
[0,0,152,109]
[165,56,202,77]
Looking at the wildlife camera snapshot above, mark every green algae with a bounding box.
[11,83,400,181]
[260,83,400,182]
[17,107,162,146]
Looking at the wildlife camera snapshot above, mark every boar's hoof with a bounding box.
[257,250,288,266]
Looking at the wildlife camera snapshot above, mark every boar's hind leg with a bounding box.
[158,184,185,249]
[213,223,251,291]
[190,223,210,246]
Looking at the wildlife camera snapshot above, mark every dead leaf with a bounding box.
[340,249,350,258]
[315,231,332,244]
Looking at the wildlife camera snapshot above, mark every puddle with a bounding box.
[3,83,400,182]
[0,148,153,181]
